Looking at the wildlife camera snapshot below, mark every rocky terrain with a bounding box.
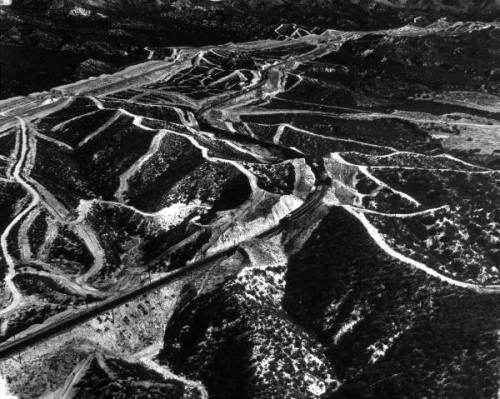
[0,4,499,399]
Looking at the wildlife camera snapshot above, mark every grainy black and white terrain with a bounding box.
[0,1,499,398]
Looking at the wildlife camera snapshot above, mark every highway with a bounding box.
[0,247,230,360]
[0,173,331,360]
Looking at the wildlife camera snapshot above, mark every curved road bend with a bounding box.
[0,118,40,318]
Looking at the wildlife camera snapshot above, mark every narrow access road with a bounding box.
[0,118,40,317]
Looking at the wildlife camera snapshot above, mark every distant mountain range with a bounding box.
[9,0,500,17]
[2,0,499,100]
[359,0,500,13]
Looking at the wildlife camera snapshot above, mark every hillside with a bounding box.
[0,5,498,399]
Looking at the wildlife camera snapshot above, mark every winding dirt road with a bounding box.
[0,118,39,317]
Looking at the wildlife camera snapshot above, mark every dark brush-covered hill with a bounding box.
[158,206,500,399]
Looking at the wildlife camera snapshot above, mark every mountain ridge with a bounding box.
[9,0,500,18]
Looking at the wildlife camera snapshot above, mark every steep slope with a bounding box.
[284,207,500,398]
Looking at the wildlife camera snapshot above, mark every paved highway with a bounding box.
[0,248,231,359]
[0,173,331,360]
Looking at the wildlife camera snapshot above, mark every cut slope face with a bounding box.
[0,19,499,399]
